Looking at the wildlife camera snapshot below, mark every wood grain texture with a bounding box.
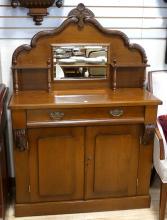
[9,89,161,109]
[28,127,84,202]
[14,196,150,217]
[85,125,140,199]
[26,106,144,122]
[9,4,161,217]
[159,181,167,220]
[155,127,165,160]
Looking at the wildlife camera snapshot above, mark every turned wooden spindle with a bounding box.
[47,58,52,92]
[112,58,117,91]
[13,59,19,93]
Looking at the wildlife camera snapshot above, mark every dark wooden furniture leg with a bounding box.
[160,181,167,220]
[0,84,9,220]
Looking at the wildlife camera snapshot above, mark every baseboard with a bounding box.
[15,195,150,217]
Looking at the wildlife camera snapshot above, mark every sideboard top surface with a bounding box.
[9,88,161,110]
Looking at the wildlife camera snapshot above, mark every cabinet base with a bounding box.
[15,195,150,217]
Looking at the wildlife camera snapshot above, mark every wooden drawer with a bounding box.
[27,107,144,127]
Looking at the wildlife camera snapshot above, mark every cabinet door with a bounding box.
[28,127,84,202]
[85,125,141,199]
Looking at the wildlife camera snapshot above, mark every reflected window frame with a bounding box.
[51,43,110,81]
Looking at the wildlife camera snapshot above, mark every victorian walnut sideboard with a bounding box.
[9,3,161,217]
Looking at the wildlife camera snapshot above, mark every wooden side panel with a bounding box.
[14,150,30,203]
[137,141,153,195]
[11,110,30,203]
[145,106,157,124]
[11,110,26,129]
[137,105,158,195]
[85,125,141,199]
[28,127,84,202]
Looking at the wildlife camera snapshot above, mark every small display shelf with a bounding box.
[110,59,150,90]
[56,64,107,67]
[110,63,150,68]
[12,60,52,93]
[12,66,50,70]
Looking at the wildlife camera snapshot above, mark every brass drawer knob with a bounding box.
[49,111,64,120]
[109,109,123,117]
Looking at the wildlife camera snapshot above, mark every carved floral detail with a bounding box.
[14,129,28,151]
[68,3,94,28]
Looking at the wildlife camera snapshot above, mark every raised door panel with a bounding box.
[28,127,84,202]
[85,125,141,199]
[38,136,76,196]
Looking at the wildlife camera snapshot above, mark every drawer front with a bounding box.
[27,107,144,123]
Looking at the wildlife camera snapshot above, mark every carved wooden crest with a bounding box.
[68,3,94,28]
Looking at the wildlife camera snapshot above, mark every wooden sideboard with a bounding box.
[9,3,161,217]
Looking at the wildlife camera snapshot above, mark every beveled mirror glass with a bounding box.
[51,44,109,80]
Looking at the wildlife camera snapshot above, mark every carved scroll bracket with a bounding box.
[14,129,28,151]
[142,124,155,145]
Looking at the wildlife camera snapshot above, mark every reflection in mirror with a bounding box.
[51,44,108,80]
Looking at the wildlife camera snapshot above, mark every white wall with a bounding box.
[0,0,167,176]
